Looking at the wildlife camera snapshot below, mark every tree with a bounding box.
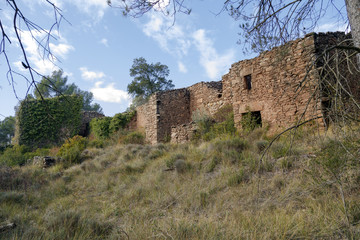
[33,70,103,113]
[127,57,174,107]
[34,70,77,99]
[0,116,16,147]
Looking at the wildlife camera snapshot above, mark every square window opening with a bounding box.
[244,74,252,90]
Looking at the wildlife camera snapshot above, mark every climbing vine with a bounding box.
[16,95,83,148]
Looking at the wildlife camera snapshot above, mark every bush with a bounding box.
[192,106,236,141]
[57,135,88,166]
[122,132,145,145]
[90,117,112,139]
[109,111,135,133]
[240,111,261,133]
[0,145,30,166]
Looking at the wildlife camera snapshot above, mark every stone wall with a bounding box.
[138,96,157,144]
[136,89,191,144]
[136,32,358,144]
[79,111,105,136]
[222,33,321,132]
[188,81,230,117]
[135,104,148,131]
[157,89,191,142]
[170,122,196,144]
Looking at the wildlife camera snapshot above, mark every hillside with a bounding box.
[1,126,360,239]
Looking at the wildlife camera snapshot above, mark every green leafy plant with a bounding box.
[109,111,136,133]
[57,135,88,166]
[90,117,112,139]
[0,145,30,166]
[122,131,145,145]
[192,105,236,141]
[16,95,83,148]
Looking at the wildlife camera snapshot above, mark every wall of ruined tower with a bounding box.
[156,89,191,142]
[135,104,148,131]
[137,89,191,144]
[222,33,321,132]
[188,81,231,118]
[313,32,360,121]
[136,96,158,144]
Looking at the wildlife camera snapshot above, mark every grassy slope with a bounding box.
[1,127,360,239]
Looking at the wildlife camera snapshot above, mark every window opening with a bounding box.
[244,74,252,90]
[241,111,262,131]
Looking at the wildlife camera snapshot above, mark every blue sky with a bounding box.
[0,0,348,120]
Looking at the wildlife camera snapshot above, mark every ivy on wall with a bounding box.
[15,95,83,148]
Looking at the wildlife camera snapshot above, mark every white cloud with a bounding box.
[315,23,349,33]
[14,30,74,75]
[70,0,108,20]
[100,38,109,47]
[80,67,106,81]
[193,29,235,80]
[25,0,108,20]
[90,81,130,103]
[178,61,187,73]
[142,13,191,57]
[141,14,236,80]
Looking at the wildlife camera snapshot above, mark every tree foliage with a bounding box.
[0,116,16,147]
[127,57,174,106]
[33,70,103,113]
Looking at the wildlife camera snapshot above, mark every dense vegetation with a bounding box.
[16,95,83,148]
[1,106,360,238]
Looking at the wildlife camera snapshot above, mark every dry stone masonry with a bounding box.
[136,32,359,144]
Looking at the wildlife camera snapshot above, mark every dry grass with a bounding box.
[1,126,360,239]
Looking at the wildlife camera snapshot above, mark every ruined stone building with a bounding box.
[135,32,359,144]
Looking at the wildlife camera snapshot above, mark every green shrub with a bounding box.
[240,111,261,133]
[109,111,135,133]
[122,132,145,145]
[0,145,31,166]
[90,117,112,139]
[192,106,236,141]
[88,139,105,148]
[57,135,88,166]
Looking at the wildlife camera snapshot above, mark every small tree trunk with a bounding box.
[345,0,360,68]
